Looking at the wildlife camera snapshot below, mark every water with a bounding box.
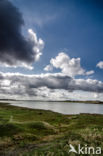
[6,100,103,114]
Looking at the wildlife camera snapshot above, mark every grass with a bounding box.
[0,103,103,155]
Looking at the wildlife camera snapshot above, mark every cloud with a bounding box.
[85,70,94,75]
[44,52,94,77]
[93,93,100,99]
[0,72,103,100]
[96,61,103,69]
[44,65,53,71]
[0,0,44,69]
[28,29,44,62]
[75,79,103,93]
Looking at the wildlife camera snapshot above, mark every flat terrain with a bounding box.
[0,103,103,155]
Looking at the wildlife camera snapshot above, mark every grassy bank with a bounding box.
[0,103,103,155]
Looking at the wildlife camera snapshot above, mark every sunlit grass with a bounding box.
[0,103,103,155]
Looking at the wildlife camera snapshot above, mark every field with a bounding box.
[0,102,103,155]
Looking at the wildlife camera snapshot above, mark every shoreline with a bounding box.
[1,99,103,104]
[1,101,103,115]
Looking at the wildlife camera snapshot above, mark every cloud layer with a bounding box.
[0,72,103,100]
[44,52,94,77]
[0,0,44,69]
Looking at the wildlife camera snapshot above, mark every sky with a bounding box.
[0,0,103,100]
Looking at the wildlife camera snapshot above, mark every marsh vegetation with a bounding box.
[0,103,103,155]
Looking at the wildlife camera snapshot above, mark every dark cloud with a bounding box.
[26,75,73,90]
[0,0,44,68]
[74,79,103,93]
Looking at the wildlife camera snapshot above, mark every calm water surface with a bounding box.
[7,101,103,114]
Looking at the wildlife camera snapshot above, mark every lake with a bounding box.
[6,100,103,114]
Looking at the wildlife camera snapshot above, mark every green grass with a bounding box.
[0,103,103,155]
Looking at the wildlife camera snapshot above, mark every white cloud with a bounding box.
[0,62,34,70]
[93,93,100,99]
[44,65,53,71]
[85,70,94,75]
[44,52,94,77]
[96,61,103,69]
[28,29,44,62]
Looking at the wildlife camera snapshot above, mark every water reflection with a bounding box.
[6,101,103,114]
